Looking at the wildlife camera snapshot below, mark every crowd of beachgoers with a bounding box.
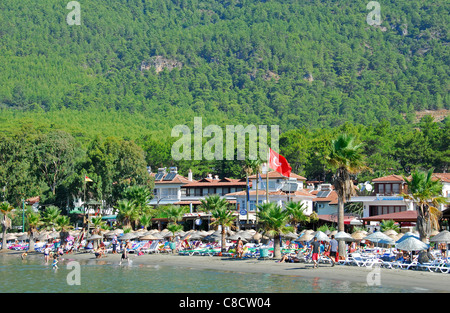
[3,227,450,273]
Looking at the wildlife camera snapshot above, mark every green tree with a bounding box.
[285,201,310,230]
[326,134,366,255]
[26,210,42,252]
[0,202,15,251]
[34,131,80,196]
[256,202,293,259]
[201,195,236,253]
[402,169,446,242]
[115,199,137,230]
[40,205,61,231]
[380,220,400,233]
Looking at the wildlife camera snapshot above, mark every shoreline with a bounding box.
[3,250,449,292]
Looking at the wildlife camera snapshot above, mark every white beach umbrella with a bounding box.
[334,231,354,242]
[364,231,394,244]
[395,236,429,252]
[118,233,137,241]
[313,231,330,241]
[429,230,450,243]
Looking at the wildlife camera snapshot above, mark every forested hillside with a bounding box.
[0,0,448,128]
[0,0,448,207]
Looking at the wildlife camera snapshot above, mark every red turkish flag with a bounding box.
[268,148,292,177]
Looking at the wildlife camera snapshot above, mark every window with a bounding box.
[378,184,384,193]
[392,184,400,194]
[385,184,391,194]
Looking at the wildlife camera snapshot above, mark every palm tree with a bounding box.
[123,185,152,216]
[89,216,105,235]
[40,205,61,231]
[256,202,294,259]
[139,214,153,231]
[1,202,15,251]
[26,211,42,252]
[165,205,186,225]
[380,220,400,233]
[285,201,310,231]
[115,199,137,230]
[201,195,236,253]
[164,205,187,241]
[402,169,446,242]
[326,133,366,255]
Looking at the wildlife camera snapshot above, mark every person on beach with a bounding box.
[310,237,321,268]
[327,235,338,267]
[44,245,51,263]
[52,255,58,269]
[236,238,244,258]
[112,235,118,254]
[120,240,132,265]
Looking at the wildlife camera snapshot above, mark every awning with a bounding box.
[174,200,202,205]
[101,215,117,220]
[362,210,418,222]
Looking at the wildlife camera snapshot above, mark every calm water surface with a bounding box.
[0,254,420,293]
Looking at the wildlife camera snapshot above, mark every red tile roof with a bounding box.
[432,173,450,183]
[310,190,339,205]
[372,175,405,182]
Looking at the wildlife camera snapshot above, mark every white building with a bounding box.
[351,173,450,231]
[226,171,315,226]
[148,167,191,206]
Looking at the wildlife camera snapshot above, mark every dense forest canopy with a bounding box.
[0,0,448,208]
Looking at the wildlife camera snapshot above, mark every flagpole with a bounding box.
[266,149,270,203]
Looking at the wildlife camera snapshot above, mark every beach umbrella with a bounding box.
[103,231,117,238]
[330,230,338,237]
[118,233,137,241]
[294,232,314,242]
[429,230,450,243]
[188,232,204,241]
[140,234,162,241]
[253,232,262,241]
[313,231,330,241]
[87,234,102,241]
[37,232,52,241]
[363,231,395,249]
[334,231,354,242]
[227,234,248,242]
[351,231,366,241]
[383,229,398,236]
[395,236,429,251]
[396,232,419,244]
[17,234,29,241]
[236,230,253,240]
[363,231,393,243]
[203,233,221,242]
[281,232,298,240]
[49,231,60,238]
[5,234,18,241]
[430,230,450,258]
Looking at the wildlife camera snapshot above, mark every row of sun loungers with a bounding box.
[337,251,450,273]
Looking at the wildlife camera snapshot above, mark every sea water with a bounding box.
[0,254,421,293]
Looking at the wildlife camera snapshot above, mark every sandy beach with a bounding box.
[5,250,449,292]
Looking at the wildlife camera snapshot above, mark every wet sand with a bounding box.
[6,250,449,292]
